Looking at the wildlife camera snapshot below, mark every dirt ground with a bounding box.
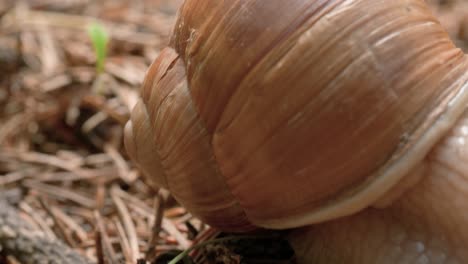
[0,0,467,263]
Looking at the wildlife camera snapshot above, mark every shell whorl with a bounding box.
[125,48,252,231]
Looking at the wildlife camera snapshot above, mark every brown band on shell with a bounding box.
[126,100,169,190]
[129,0,468,231]
[170,0,468,228]
[172,0,344,133]
[141,47,253,231]
[141,48,179,106]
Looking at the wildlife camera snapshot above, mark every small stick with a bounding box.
[104,143,137,184]
[164,207,186,218]
[10,151,80,171]
[95,181,106,210]
[110,186,140,262]
[0,114,29,145]
[0,171,28,185]
[18,201,56,240]
[112,186,153,216]
[94,211,119,264]
[113,218,133,263]
[37,23,63,76]
[162,218,191,249]
[35,167,119,183]
[83,153,113,166]
[23,180,96,208]
[38,197,77,247]
[81,112,109,134]
[50,206,88,243]
[6,150,90,178]
[2,8,164,45]
[146,193,165,262]
[81,95,129,125]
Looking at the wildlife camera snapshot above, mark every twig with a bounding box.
[23,180,96,208]
[83,153,112,165]
[82,111,109,133]
[40,73,73,92]
[35,167,119,183]
[37,23,63,76]
[50,205,88,243]
[112,186,153,216]
[2,8,164,45]
[18,201,56,240]
[39,197,77,247]
[5,150,90,178]
[113,218,133,263]
[146,193,165,262]
[0,114,30,145]
[0,170,30,185]
[104,143,137,184]
[111,185,140,262]
[162,218,191,249]
[95,181,107,210]
[94,210,119,264]
[81,94,129,125]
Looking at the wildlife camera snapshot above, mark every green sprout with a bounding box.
[87,22,109,74]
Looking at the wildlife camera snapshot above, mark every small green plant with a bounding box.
[87,22,109,74]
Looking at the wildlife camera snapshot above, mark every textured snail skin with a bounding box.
[289,110,468,263]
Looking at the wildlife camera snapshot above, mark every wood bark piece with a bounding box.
[0,200,90,264]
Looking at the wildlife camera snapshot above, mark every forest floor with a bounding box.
[0,0,467,263]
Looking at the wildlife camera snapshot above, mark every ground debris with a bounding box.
[0,0,466,263]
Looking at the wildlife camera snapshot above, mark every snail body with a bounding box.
[289,109,468,263]
[125,0,468,262]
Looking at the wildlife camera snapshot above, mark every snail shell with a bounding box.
[125,0,468,231]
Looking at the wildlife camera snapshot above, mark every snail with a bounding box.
[124,0,468,263]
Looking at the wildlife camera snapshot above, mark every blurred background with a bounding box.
[0,0,467,263]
